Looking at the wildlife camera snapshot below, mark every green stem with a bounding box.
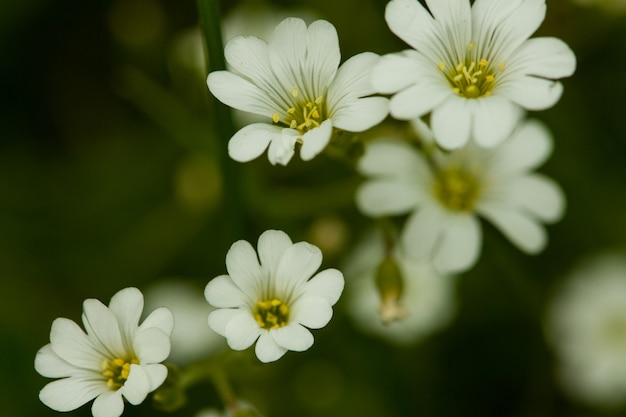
[196,0,244,241]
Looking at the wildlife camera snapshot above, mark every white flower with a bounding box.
[344,231,457,346]
[356,118,565,273]
[546,253,626,407]
[34,287,174,417]
[205,229,344,363]
[372,0,576,149]
[144,280,225,365]
[207,18,389,165]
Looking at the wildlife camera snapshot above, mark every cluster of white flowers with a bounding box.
[36,0,578,416]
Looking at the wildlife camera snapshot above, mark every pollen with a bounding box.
[272,113,280,123]
[280,96,325,135]
[102,356,139,390]
[254,298,290,330]
[433,167,480,212]
[440,55,500,99]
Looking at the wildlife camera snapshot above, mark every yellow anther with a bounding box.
[468,42,475,51]
[479,59,488,67]
[438,61,445,71]
[292,87,298,97]
[453,74,463,82]
[455,62,464,72]
[287,107,296,114]
[486,75,495,83]
[314,96,323,105]
[311,109,320,119]
[290,120,297,129]
[499,61,506,71]
[112,358,125,367]
[272,113,280,123]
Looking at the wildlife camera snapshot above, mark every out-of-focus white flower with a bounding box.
[207,17,389,165]
[344,231,457,345]
[205,230,344,363]
[144,280,225,365]
[35,287,174,417]
[356,118,565,273]
[372,0,576,149]
[546,253,626,407]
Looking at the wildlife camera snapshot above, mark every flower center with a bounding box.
[433,167,480,211]
[254,298,290,330]
[439,45,504,99]
[272,88,325,135]
[102,357,139,390]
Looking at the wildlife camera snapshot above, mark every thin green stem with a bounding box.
[196,0,244,241]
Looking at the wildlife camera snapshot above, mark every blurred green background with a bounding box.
[2,0,626,416]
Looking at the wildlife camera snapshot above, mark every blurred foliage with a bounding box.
[1,0,626,417]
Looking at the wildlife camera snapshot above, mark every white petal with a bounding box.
[224,312,262,350]
[332,96,389,132]
[268,18,316,99]
[430,97,473,149]
[121,364,150,405]
[275,242,322,297]
[139,307,174,336]
[224,36,286,105]
[142,363,168,391]
[35,344,75,378]
[207,71,275,117]
[305,20,341,95]
[508,174,565,223]
[472,96,521,147]
[401,204,446,261]
[91,390,124,417]
[478,201,547,254]
[108,287,143,340]
[299,119,333,161]
[358,139,430,178]
[371,50,422,94]
[327,52,380,106]
[271,324,314,352]
[81,299,125,356]
[267,128,299,166]
[205,275,248,308]
[39,376,105,412]
[385,0,437,53]
[228,123,280,163]
[433,214,482,273]
[134,327,171,363]
[472,0,546,59]
[492,119,553,174]
[389,81,450,120]
[356,179,420,216]
[257,229,293,278]
[302,268,345,306]
[291,296,333,329]
[509,37,576,79]
[50,318,102,371]
[425,0,472,53]
[501,76,564,111]
[225,240,263,298]
[207,308,241,336]
[255,332,288,363]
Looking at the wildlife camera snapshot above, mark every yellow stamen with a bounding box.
[254,298,290,330]
[292,87,298,97]
[438,61,445,71]
[272,113,280,123]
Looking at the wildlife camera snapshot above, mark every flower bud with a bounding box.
[375,255,408,324]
